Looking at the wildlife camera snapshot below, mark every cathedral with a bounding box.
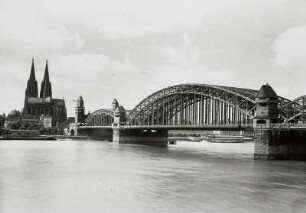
[23,59,67,127]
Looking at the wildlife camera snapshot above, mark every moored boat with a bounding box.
[205,134,253,143]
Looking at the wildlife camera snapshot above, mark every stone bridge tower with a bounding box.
[254,84,279,159]
[253,83,278,128]
[74,96,85,135]
[112,99,126,127]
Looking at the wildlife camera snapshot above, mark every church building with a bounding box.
[23,59,67,127]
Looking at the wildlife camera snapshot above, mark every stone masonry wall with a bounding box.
[255,128,306,160]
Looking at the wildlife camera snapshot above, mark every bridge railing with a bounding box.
[81,123,253,129]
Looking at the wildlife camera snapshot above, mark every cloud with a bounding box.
[0,1,84,60]
[43,0,211,38]
[144,42,233,93]
[0,62,29,113]
[46,54,147,114]
[2,0,306,115]
[271,26,306,68]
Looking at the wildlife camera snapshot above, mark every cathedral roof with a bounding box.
[53,99,66,105]
[27,97,44,104]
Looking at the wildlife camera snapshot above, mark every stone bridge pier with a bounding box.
[254,84,306,160]
[111,101,168,146]
[113,127,168,147]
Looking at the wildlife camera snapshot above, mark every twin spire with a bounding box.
[26,58,52,99]
[40,59,52,99]
[29,58,36,81]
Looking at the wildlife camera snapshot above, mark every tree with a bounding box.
[0,113,6,128]
[7,110,22,121]
[9,121,21,130]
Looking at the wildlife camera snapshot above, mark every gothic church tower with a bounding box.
[40,60,52,99]
[25,58,38,98]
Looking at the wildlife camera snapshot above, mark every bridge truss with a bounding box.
[127,84,258,126]
[84,84,306,127]
[279,95,306,124]
[85,109,114,126]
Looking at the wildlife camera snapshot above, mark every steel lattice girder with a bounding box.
[85,109,114,126]
[280,95,306,123]
[127,84,302,125]
[84,84,306,126]
[127,84,259,124]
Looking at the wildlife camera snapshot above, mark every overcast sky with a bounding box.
[1,0,306,117]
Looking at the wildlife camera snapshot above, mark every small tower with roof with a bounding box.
[112,99,126,126]
[111,99,119,111]
[75,96,85,124]
[253,83,279,127]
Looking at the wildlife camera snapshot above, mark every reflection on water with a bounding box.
[0,140,306,213]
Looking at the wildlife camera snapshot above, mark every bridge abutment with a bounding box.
[113,127,168,147]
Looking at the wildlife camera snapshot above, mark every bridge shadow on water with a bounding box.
[111,141,254,161]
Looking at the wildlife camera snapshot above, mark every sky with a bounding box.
[1,0,306,117]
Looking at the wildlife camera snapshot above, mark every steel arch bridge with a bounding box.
[84,84,306,127]
[127,84,258,126]
[85,109,114,126]
[127,84,299,126]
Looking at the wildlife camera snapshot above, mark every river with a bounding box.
[0,140,306,213]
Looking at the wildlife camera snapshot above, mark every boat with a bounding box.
[68,135,89,140]
[205,134,246,143]
[168,139,177,145]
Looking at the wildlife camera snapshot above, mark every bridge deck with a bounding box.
[80,124,253,131]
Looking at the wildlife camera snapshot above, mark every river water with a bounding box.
[0,140,306,213]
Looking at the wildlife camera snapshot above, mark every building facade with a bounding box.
[23,59,67,127]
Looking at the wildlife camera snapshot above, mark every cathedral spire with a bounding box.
[43,60,50,82]
[40,60,52,99]
[29,58,36,81]
[25,58,38,98]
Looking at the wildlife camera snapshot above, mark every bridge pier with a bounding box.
[254,84,306,160]
[113,127,168,147]
[254,127,306,160]
[79,128,113,141]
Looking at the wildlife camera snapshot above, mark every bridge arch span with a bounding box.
[127,84,259,126]
[85,109,114,126]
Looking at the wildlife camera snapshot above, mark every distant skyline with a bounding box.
[1,0,306,117]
